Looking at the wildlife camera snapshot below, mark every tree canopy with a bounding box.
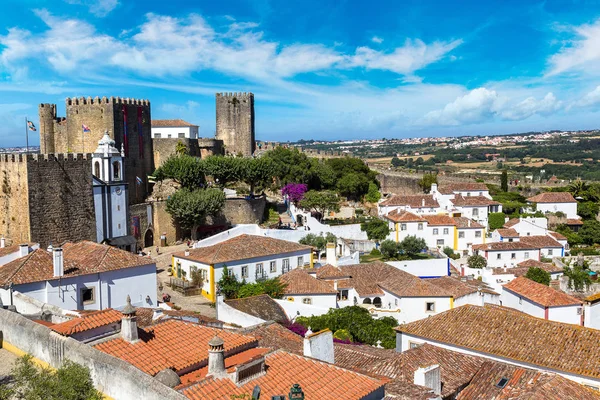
[299,233,337,251]
[579,220,600,245]
[154,154,205,189]
[165,188,225,229]
[467,254,487,269]
[525,267,551,286]
[360,219,391,242]
[299,190,341,221]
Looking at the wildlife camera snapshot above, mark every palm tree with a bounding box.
[568,179,589,199]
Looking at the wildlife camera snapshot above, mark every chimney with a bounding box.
[303,328,334,364]
[326,242,337,267]
[0,237,5,248]
[184,250,190,257]
[52,248,63,277]
[431,183,438,194]
[422,198,425,207]
[121,295,139,343]
[207,335,227,377]
[19,244,30,258]
[468,219,471,227]
[414,364,441,395]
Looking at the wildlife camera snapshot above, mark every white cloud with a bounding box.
[371,36,383,44]
[547,18,600,76]
[576,85,600,108]
[64,0,119,17]
[501,93,562,120]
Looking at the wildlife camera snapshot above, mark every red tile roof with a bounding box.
[503,277,581,307]
[503,218,520,228]
[396,304,600,379]
[567,218,584,225]
[492,260,563,277]
[384,209,424,223]
[421,214,456,226]
[174,235,312,265]
[0,243,35,259]
[473,242,541,251]
[429,276,498,298]
[548,231,568,241]
[453,217,484,229]
[152,119,197,127]
[496,228,519,237]
[451,195,500,207]
[315,264,350,279]
[380,194,439,208]
[0,241,154,287]
[279,268,338,295]
[94,320,258,376]
[182,351,385,400]
[527,192,576,203]
[224,295,289,324]
[438,183,488,195]
[51,309,123,335]
[519,235,563,248]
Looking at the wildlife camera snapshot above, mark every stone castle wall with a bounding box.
[216,92,255,156]
[152,138,223,168]
[376,173,423,195]
[129,203,152,250]
[39,97,154,205]
[0,154,31,243]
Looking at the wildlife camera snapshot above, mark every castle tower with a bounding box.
[215,92,255,156]
[38,103,56,153]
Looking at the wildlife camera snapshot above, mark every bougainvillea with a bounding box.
[282,183,308,205]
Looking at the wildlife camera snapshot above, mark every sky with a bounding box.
[2,0,600,147]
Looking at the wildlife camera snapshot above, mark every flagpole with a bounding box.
[25,117,29,153]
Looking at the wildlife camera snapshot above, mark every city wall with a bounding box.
[216,92,255,156]
[152,138,223,168]
[0,154,31,243]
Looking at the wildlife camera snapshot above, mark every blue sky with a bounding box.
[2,0,600,146]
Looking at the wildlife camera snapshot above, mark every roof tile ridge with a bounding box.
[4,249,38,285]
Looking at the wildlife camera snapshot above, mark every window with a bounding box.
[80,287,95,305]
[94,161,100,177]
[459,231,465,238]
[479,192,483,196]
[112,161,120,180]
[178,132,185,138]
[443,228,449,235]
[497,254,502,260]
[519,297,522,305]
[227,269,234,277]
[154,133,161,139]
[508,238,513,242]
[475,231,482,238]
[409,341,421,349]
[418,223,423,230]
[297,256,304,266]
[437,239,444,246]
[524,252,530,259]
[511,253,516,259]
[394,298,398,306]
[282,258,290,273]
[167,134,172,138]
[425,302,435,312]
[256,263,264,275]
[302,298,312,305]
[578,307,583,315]
[433,228,439,235]
[401,223,407,231]
[337,289,348,301]
[496,378,509,389]
[270,261,277,273]
[241,266,248,278]
[473,208,479,217]
[548,249,553,256]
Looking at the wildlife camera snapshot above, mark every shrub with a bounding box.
[333,329,353,342]
[370,248,382,256]
[488,212,506,230]
[525,267,551,286]
[380,239,399,259]
[467,254,487,269]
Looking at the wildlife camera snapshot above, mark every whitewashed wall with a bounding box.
[584,302,600,330]
[386,258,449,278]
[500,289,546,319]
[547,304,582,325]
[283,293,337,309]
[456,228,484,255]
[480,249,540,268]
[274,298,331,319]
[151,126,198,139]
[215,296,266,328]
[511,218,549,236]
[535,202,578,219]
[0,244,39,267]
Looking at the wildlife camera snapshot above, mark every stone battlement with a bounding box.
[0,153,91,163]
[64,96,151,106]
[216,92,254,99]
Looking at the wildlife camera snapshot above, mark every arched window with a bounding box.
[362,298,372,304]
[302,298,312,305]
[373,297,382,308]
[112,161,120,180]
[94,161,100,178]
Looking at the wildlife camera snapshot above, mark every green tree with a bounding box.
[379,239,399,259]
[5,355,103,400]
[501,170,508,192]
[360,219,391,243]
[467,254,487,269]
[364,182,382,203]
[333,329,353,342]
[568,179,590,199]
[299,233,337,251]
[203,156,243,188]
[165,188,225,229]
[577,201,599,220]
[488,212,506,230]
[399,235,427,256]
[564,264,592,292]
[154,154,205,189]
[579,220,600,245]
[299,190,340,221]
[239,157,275,195]
[391,157,402,168]
[237,278,288,299]
[175,141,188,156]
[217,266,242,299]
[337,173,370,200]
[525,267,551,286]
[419,173,438,193]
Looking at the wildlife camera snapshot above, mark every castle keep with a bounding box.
[39,97,154,204]
[215,92,255,156]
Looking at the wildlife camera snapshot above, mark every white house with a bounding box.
[526,192,578,219]
[429,276,500,307]
[501,277,583,325]
[279,268,338,308]
[378,194,442,216]
[503,217,549,237]
[454,217,485,256]
[151,119,199,139]
[519,235,565,258]
[472,242,543,268]
[422,215,457,250]
[172,234,314,302]
[431,182,491,210]
[491,228,520,242]
[0,241,157,312]
[449,195,501,227]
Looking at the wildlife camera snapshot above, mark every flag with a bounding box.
[82,124,91,133]
[136,176,143,185]
[27,121,36,131]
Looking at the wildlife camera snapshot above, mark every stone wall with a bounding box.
[152,138,224,168]
[129,203,153,250]
[215,92,255,156]
[152,201,188,247]
[223,197,266,225]
[0,309,186,400]
[377,173,423,195]
[27,154,96,248]
[0,154,31,243]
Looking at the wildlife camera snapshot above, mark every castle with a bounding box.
[216,92,255,156]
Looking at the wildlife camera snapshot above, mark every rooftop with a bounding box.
[496,228,519,237]
[380,194,439,208]
[0,241,154,287]
[451,195,500,207]
[472,242,542,251]
[429,276,498,298]
[224,294,289,324]
[151,119,198,127]
[453,217,484,229]
[396,304,600,380]
[549,231,568,241]
[492,260,563,276]
[520,235,563,248]
[174,235,312,265]
[527,192,576,203]
[503,277,582,307]
[503,218,520,228]
[567,218,584,225]
[0,243,35,259]
[384,209,425,223]
[421,214,456,226]
[315,264,350,279]
[438,182,489,195]
[279,268,338,295]
[50,309,123,336]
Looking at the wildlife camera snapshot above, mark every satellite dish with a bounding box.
[252,385,261,399]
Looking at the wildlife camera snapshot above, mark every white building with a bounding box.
[503,217,549,237]
[486,259,564,294]
[279,268,338,308]
[431,182,491,210]
[526,192,578,219]
[519,235,565,258]
[472,241,551,268]
[378,194,442,216]
[91,132,133,251]
[449,195,502,227]
[172,234,314,303]
[428,276,500,307]
[501,277,583,325]
[151,119,199,139]
[0,241,157,311]
[491,228,520,243]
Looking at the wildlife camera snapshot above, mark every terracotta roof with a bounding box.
[503,277,581,307]
[181,350,385,400]
[224,295,289,324]
[279,268,338,295]
[243,323,303,355]
[527,192,576,203]
[472,242,541,251]
[380,194,439,208]
[51,309,123,335]
[492,261,563,277]
[421,215,456,226]
[0,243,35,259]
[496,228,519,237]
[384,209,425,223]
[503,218,520,228]
[174,235,312,265]
[453,217,484,229]
[438,183,488,195]
[516,259,558,269]
[338,262,453,298]
[94,320,257,376]
[451,195,500,207]
[520,235,563,248]
[429,276,498,298]
[567,218,584,225]
[151,119,197,127]
[457,360,600,400]
[315,264,350,279]
[396,304,600,379]
[133,307,156,328]
[548,231,568,241]
[0,241,154,287]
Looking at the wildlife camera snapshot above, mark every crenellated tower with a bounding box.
[215,92,255,156]
[38,103,57,154]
